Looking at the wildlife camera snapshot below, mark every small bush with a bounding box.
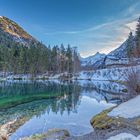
[125,68,140,96]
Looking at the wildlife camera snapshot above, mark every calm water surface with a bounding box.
[0,80,125,139]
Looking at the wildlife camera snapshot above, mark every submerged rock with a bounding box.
[0,117,28,140]
[22,129,70,140]
[0,135,7,140]
[0,120,16,140]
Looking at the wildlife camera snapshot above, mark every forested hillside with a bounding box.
[0,17,80,76]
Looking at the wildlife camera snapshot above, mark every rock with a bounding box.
[90,108,117,130]
[0,135,7,140]
[90,107,140,139]
[22,129,70,140]
[0,117,28,140]
[0,120,17,140]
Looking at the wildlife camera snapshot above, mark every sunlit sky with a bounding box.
[0,0,140,57]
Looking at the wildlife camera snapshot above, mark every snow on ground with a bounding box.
[108,95,140,119]
[108,133,140,140]
[76,64,140,81]
[1,64,140,81]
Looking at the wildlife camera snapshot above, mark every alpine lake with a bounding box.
[0,80,126,139]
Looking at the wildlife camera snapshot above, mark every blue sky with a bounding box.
[0,0,140,57]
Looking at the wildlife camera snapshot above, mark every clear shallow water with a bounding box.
[0,80,125,139]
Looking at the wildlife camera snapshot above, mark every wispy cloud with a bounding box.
[44,23,109,35]
[45,14,138,36]
[45,20,128,35]
[122,1,140,17]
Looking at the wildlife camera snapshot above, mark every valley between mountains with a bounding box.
[0,16,140,140]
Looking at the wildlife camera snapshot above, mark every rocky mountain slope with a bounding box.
[108,41,128,58]
[109,36,135,58]
[0,16,38,47]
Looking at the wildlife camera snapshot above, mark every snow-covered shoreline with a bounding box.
[107,95,140,139]
[90,91,140,140]
[108,133,140,140]
[1,64,140,82]
[108,95,140,119]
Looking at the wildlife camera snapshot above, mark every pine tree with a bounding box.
[66,45,73,73]
[127,32,134,58]
[60,44,65,73]
[73,47,80,73]
[0,40,80,76]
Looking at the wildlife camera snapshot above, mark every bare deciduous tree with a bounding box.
[125,67,140,97]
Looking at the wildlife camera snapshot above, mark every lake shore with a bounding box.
[2,64,139,81]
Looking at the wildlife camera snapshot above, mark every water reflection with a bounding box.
[0,80,126,139]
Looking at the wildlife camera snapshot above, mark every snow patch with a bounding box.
[108,133,140,140]
[108,95,140,118]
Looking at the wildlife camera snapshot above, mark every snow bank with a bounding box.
[108,95,140,118]
[108,133,140,140]
[77,65,140,81]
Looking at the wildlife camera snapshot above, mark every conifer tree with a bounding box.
[127,32,134,58]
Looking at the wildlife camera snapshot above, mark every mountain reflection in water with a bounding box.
[0,80,126,139]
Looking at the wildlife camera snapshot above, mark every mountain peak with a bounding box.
[81,52,106,67]
[95,52,105,56]
[95,52,100,55]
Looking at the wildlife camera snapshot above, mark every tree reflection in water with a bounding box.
[0,80,125,125]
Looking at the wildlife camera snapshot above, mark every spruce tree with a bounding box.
[60,44,65,73]
[127,32,134,58]
[66,45,73,73]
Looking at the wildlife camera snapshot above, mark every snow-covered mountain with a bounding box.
[81,34,136,68]
[81,52,106,67]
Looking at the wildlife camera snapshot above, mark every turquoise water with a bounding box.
[0,80,125,139]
